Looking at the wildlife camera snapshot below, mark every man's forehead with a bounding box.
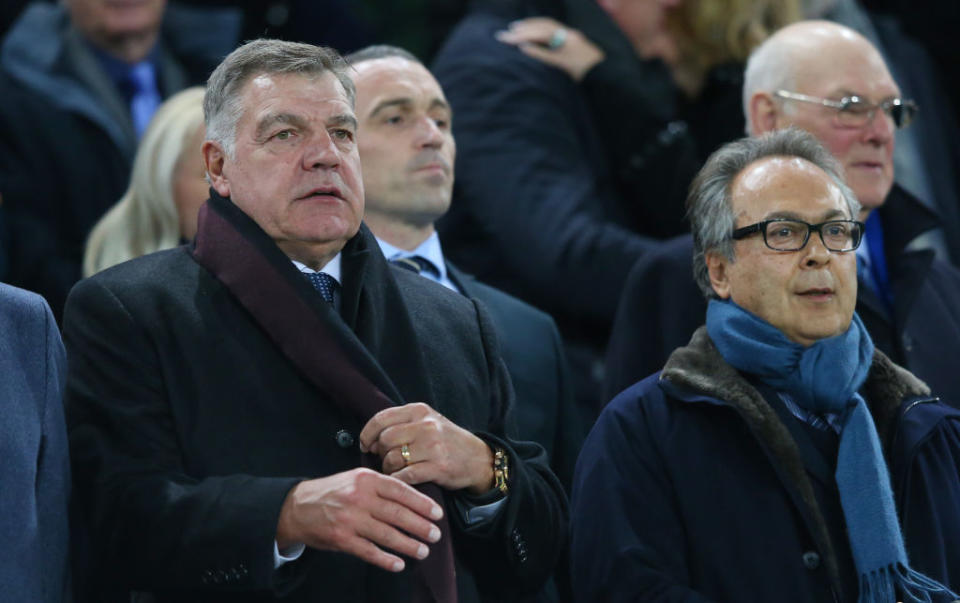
[244,71,349,100]
[240,72,354,120]
[790,38,898,99]
[353,58,446,111]
[731,156,845,217]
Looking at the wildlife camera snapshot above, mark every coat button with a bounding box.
[802,551,821,569]
[335,429,355,448]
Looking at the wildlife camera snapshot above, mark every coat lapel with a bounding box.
[191,193,402,419]
[660,328,843,591]
[660,328,933,597]
[190,193,456,603]
[339,235,435,407]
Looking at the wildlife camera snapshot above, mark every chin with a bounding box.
[851,183,893,212]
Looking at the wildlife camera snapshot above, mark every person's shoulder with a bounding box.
[638,234,695,270]
[605,372,665,414]
[391,265,476,312]
[927,256,960,282]
[432,10,569,85]
[71,246,198,302]
[0,282,51,327]
[583,372,667,452]
[456,269,556,330]
[433,10,510,57]
[0,281,46,308]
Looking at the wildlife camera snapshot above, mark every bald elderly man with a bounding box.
[604,20,960,407]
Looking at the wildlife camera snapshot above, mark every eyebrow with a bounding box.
[254,112,308,140]
[764,208,848,222]
[328,113,358,131]
[368,97,451,119]
[254,112,358,140]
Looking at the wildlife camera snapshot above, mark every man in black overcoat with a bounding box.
[64,39,565,603]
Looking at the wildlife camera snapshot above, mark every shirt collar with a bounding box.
[375,231,448,282]
[87,39,161,88]
[292,253,342,284]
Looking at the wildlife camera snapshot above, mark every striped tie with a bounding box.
[391,256,439,278]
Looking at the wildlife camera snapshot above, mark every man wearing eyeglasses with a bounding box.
[572,128,960,602]
[604,20,960,410]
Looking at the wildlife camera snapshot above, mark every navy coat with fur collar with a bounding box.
[572,328,960,602]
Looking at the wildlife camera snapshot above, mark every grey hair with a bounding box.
[204,39,355,159]
[688,127,861,299]
[344,44,421,67]
[742,30,799,134]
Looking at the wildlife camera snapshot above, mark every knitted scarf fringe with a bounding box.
[859,563,959,603]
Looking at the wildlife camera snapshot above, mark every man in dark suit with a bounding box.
[346,45,585,492]
[0,0,239,320]
[64,39,565,602]
[605,21,960,406]
[429,0,701,410]
[0,282,71,602]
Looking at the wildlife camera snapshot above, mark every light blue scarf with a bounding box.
[707,299,957,603]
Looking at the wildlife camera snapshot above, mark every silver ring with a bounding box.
[400,443,411,465]
[547,28,567,50]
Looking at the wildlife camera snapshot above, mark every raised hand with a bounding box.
[496,17,605,82]
[359,402,495,495]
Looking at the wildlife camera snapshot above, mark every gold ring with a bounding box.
[400,443,411,465]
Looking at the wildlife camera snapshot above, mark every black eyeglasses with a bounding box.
[732,219,865,252]
[774,90,918,129]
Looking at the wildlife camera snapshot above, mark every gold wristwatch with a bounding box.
[493,447,510,495]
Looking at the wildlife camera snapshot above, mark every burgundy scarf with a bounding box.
[191,193,457,602]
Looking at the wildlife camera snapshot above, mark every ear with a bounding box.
[202,140,231,198]
[749,92,779,136]
[706,251,732,299]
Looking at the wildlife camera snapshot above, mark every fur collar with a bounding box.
[660,326,930,592]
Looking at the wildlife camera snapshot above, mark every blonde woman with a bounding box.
[666,0,801,98]
[83,87,207,277]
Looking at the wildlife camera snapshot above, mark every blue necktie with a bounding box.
[305,272,337,304]
[391,256,440,279]
[125,62,161,138]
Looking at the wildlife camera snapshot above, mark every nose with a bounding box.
[302,130,341,170]
[802,231,832,267]
[862,105,894,147]
[416,117,445,149]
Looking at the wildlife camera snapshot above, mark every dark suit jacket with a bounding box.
[0,282,70,602]
[446,263,585,493]
[431,8,662,365]
[64,195,566,602]
[604,186,960,407]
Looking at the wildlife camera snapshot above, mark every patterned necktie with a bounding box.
[305,272,337,304]
[391,256,440,279]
